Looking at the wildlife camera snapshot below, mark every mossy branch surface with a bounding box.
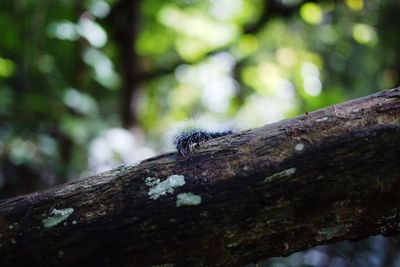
[0,88,400,266]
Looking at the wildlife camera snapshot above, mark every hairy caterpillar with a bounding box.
[169,121,234,157]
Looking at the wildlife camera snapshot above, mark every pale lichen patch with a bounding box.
[315,117,328,122]
[264,168,296,183]
[316,225,347,241]
[145,177,160,187]
[148,175,185,200]
[295,143,304,151]
[227,242,238,248]
[176,193,202,207]
[42,208,74,228]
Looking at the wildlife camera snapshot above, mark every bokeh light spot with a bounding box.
[300,3,323,25]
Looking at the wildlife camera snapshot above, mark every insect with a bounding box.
[169,120,234,157]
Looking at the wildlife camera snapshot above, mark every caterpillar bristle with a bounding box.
[168,120,234,157]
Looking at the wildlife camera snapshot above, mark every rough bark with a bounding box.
[0,88,400,267]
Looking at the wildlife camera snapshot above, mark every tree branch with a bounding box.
[1,88,400,266]
[107,0,142,128]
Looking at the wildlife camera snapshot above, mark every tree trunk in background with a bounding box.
[0,88,399,266]
[107,0,142,129]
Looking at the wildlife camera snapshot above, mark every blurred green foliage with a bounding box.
[0,3,400,191]
[0,0,399,196]
[0,0,399,265]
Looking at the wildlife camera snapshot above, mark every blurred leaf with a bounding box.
[300,3,323,25]
[0,57,15,77]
